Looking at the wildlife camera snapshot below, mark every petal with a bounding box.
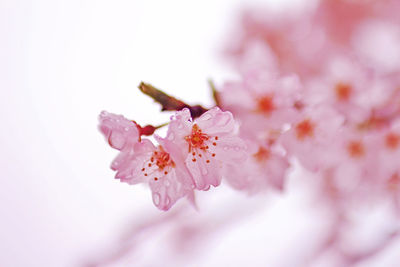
[113,139,155,184]
[149,164,194,211]
[185,155,221,190]
[98,111,139,150]
[208,136,249,163]
[195,107,236,135]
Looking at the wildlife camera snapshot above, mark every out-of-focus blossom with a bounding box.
[280,106,345,172]
[220,71,302,140]
[224,139,290,193]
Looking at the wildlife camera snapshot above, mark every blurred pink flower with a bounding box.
[224,140,290,193]
[280,106,345,172]
[220,71,301,140]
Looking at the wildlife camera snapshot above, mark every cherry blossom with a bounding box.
[224,139,289,193]
[220,70,302,140]
[280,106,345,172]
[99,111,194,210]
[164,107,248,190]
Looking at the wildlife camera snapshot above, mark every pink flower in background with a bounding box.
[224,139,289,193]
[220,71,301,140]
[165,107,248,190]
[280,106,345,172]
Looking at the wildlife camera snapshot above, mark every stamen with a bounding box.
[335,83,352,101]
[296,119,314,140]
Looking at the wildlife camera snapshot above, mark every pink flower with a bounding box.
[164,107,249,190]
[98,111,139,150]
[224,140,290,193]
[374,120,400,208]
[220,71,302,140]
[126,139,194,211]
[226,7,330,79]
[326,129,380,199]
[280,106,345,172]
[304,57,394,124]
[99,111,194,211]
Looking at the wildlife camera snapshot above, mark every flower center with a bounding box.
[257,95,275,115]
[295,119,314,140]
[141,146,175,181]
[254,147,270,162]
[335,82,352,101]
[347,140,365,158]
[385,133,399,150]
[185,124,210,151]
[185,124,218,164]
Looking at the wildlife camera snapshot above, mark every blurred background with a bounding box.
[1,0,399,266]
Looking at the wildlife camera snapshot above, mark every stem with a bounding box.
[138,82,208,119]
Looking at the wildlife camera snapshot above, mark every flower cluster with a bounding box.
[99,108,248,210]
[221,0,400,210]
[99,0,400,219]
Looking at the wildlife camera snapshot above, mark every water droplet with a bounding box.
[124,127,129,131]
[152,193,161,206]
[113,161,119,166]
[234,146,240,151]
[164,180,171,187]
[165,197,171,206]
[177,123,183,129]
[223,146,229,151]
[168,133,175,140]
